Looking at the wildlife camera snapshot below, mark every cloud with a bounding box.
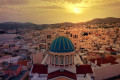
[38,5,64,9]
[0,0,120,24]
[0,0,119,11]
[40,0,83,3]
[0,0,28,5]
[101,0,120,8]
[89,0,120,10]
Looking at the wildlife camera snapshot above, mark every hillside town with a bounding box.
[0,22,120,80]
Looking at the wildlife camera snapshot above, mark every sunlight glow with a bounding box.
[74,7,80,14]
[65,3,82,14]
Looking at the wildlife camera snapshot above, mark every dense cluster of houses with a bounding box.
[0,23,120,80]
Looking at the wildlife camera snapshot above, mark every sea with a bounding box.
[0,34,18,42]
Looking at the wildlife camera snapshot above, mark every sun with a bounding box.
[74,7,80,14]
[65,4,82,14]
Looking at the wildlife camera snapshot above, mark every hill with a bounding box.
[77,17,120,24]
[0,17,120,30]
[0,22,74,30]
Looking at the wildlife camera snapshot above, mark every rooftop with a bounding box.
[32,64,48,74]
[76,65,93,74]
[90,56,118,66]
[48,69,77,80]
[106,48,117,52]
[17,60,31,66]
[9,70,27,80]
[6,64,20,71]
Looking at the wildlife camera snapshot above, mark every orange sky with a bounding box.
[0,0,120,24]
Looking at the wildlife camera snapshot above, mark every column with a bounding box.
[72,54,74,65]
[50,54,52,65]
[54,55,55,66]
[68,55,70,67]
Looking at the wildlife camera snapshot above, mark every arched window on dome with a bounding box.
[55,56,58,65]
[69,55,72,64]
[60,56,64,65]
[52,55,54,64]
[65,56,68,65]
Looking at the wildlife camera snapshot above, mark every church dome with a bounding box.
[50,36,75,53]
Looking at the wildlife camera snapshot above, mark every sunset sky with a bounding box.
[0,0,120,24]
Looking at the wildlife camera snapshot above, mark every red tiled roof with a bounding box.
[106,48,117,52]
[48,70,77,80]
[90,56,118,66]
[17,60,30,66]
[32,64,48,74]
[76,65,93,74]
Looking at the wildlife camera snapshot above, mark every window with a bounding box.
[75,47,76,49]
[61,56,64,65]
[69,55,72,64]
[47,35,51,39]
[48,43,50,49]
[52,55,54,64]
[74,35,78,38]
[48,43,50,45]
[70,34,72,37]
[65,56,68,65]
[55,56,58,65]
[11,73,13,76]
[48,46,50,49]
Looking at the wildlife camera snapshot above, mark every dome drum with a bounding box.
[49,52,74,67]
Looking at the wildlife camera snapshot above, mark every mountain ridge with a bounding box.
[77,17,120,24]
[0,17,120,30]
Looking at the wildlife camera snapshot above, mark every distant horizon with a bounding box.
[0,17,120,25]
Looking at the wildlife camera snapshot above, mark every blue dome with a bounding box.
[50,36,75,53]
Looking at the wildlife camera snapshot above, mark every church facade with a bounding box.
[29,36,93,80]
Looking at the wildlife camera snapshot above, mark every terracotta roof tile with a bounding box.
[48,70,77,80]
[76,65,93,74]
[17,60,30,66]
[106,48,117,52]
[32,64,48,74]
[90,56,118,66]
